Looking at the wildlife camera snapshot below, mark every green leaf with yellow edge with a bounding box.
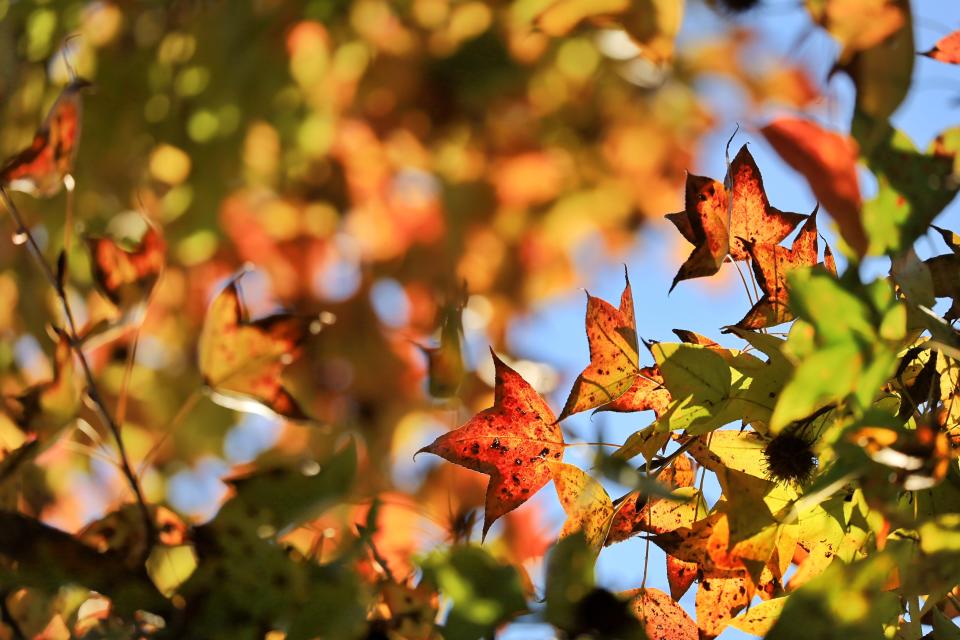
[419,545,527,640]
[552,462,615,551]
[655,343,781,434]
[729,596,788,636]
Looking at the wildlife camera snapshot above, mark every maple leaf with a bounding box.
[417,350,564,538]
[596,365,672,417]
[735,208,822,329]
[0,78,92,197]
[762,118,865,256]
[198,278,310,420]
[696,569,751,639]
[559,270,666,420]
[87,225,166,309]
[921,30,960,64]
[625,587,698,640]
[666,174,729,291]
[667,146,806,290]
[727,144,808,261]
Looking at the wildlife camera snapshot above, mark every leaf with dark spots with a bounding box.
[553,462,615,551]
[625,587,698,640]
[559,269,649,420]
[726,145,807,262]
[417,350,564,538]
[595,365,672,417]
[666,173,730,290]
[696,569,752,639]
[736,208,825,329]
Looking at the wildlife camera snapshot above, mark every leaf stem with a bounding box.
[0,186,155,555]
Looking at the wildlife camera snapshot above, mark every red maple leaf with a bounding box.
[417,350,564,538]
[87,225,166,308]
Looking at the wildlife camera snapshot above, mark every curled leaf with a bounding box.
[762,118,864,256]
[87,225,166,309]
[0,79,92,197]
[199,279,310,420]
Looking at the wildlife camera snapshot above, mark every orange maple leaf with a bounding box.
[921,30,960,64]
[727,145,808,260]
[666,174,729,291]
[417,350,564,538]
[0,78,92,197]
[667,145,806,290]
[626,587,698,640]
[559,270,667,420]
[199,278,310,420]
[735,208,825,329]
[761,118,864,256]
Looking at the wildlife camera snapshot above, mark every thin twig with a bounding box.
[0,187,155,554]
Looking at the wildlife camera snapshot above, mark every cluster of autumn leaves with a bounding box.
[6,1,960,639]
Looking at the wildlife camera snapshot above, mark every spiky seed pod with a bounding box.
[763,432,817,486]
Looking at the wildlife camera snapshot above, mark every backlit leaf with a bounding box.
[559,270,643,420]
[553,462,614,551]
[0,78,91,197]
[626,587,698,640]
[762,118,864,256]
[417,350,564,537]
[198,278,310,420]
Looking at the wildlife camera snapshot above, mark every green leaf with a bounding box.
[420,545,527,640]
[861,124,960,256]
[767,550,901,640]
[771,271,904,432]
[654,342,730,400]
[654,343,780,434]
